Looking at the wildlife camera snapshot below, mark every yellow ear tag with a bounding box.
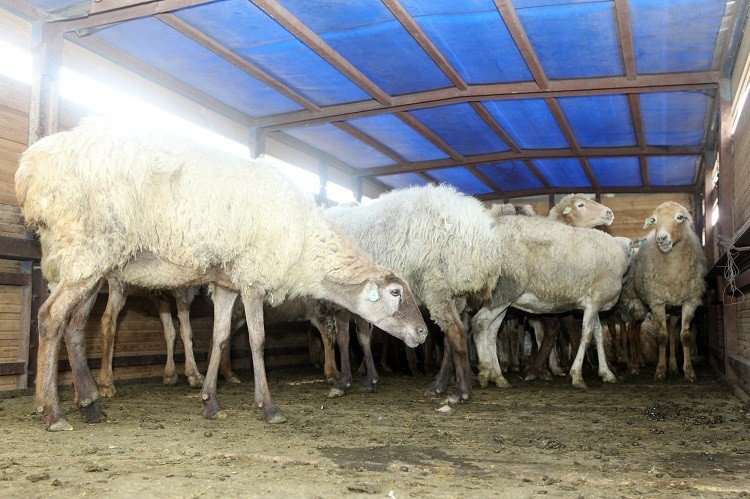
[367,290,379,302]
[562,207,573,215]
[643,218,655,229]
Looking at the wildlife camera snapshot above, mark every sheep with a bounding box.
[630,202,706,381]
[323,185,503,402]
[16,118,427,431]
[548,193,614,228]
[97,282,203,398]
[470,211,632,390]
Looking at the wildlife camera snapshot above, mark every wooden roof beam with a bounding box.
[614,0,637,81]
[333,121,408,165]
[524,159,552,189]
[467,165,507,198]
[357,145,703,177]
[251,0,392,106]
[257,72,719,130]
[156,13,320,112]
[470,101,522,153]
[381,0,468,91]
[494,0,549,90]
[475,184,696,202]
[545,97,600,189]
[395,112,464,162]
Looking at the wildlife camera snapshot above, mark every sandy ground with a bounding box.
[0,363,749,498]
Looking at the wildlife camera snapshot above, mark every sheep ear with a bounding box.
[367,289,379,302]
[562,207,573,215]
[685,213,693,223]
[643,217,655,229]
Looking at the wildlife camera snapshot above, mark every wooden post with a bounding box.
[248,126,266,159]
[354,177,363,203]
[318,161,328,204]
[718,78,738,383]
[28,22,63,145]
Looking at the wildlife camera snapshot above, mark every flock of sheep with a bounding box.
[15,119,707,431]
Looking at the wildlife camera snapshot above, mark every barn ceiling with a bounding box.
[6,0,748,200]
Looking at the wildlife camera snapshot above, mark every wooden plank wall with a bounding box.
[734,102,750,228]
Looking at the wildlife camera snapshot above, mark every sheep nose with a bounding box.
[657,234,669,245]
[606,209,614,218]
[417,326,428,339]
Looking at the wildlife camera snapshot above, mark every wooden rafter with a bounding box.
[524,159,552,189]
[156,13,321,112]
[257,72,719,130]
[381,0,468,90]
[469,101,521,153]
[639,156,650,187]
[614,0,637,81]
[395,112,463,161]
[416,171,438,185]
[475,183,695,202]
[467,165,506,197]
[493,0,549,90]
[56,0,219,31]
[545,97,600,189]
[251,0,392,106]
[333,122,407,165]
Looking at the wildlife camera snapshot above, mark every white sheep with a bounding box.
[630,201,706,381]
[324,185,503,402]
[16,118,427,431]
[471,212,631,390]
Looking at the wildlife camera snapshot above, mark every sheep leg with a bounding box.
[220,313,246,383]
[496,324,510,372]
[311,316,339,383]
[354,316,380,392]
[152,296,179,386]
[594,317,617,383]
[509,320,521,372]
[525,318,557,381]
[667,315,679,375]
[405,346,419,376]
[97,279,127,398]
[652,305,669,381]
[434,303,474,403]
[627,320,643,374]
[471,307,509,389]
[200,286,237,420]
[329,310,353,398]
[36,277,100,431]
[174,288,203,388]
[428,340,453,396]
[569,308,597,390]
[680,301,699,382]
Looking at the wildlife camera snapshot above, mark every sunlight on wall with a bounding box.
[0,38,362,204]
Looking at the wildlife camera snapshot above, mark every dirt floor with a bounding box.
[1,363,749,498]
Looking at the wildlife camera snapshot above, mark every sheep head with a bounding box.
[551,194,614,228]
[325,272,427,348]
[643,201,693,253]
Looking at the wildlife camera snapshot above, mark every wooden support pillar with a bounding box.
[28,22,63,145]
[354,177,363,203]
[718,78,738,383]
[318,161,328,204]
[248,126,266,159]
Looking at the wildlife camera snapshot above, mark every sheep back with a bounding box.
[326,185,502,308]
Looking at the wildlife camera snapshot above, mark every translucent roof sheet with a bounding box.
[175,1,371,106]
[630,0,726,74]
[532,158,591,187]
[409,103,510,156]
[283,124,393,169]
[640,92,708,146]
[476,160,545,191]
[401,1,532,84]
[376,173,430,190]
[345,115,449,163]
[425,167,494,196]
[93,17,303,118]
[589,157,643,187]
[558,94,637,147]
[483,99,569,149]
[648,156,699,186]
[514,1,623,79]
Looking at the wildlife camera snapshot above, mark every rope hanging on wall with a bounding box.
[718,235,750,305]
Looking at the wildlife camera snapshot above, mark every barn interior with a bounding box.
[0,0,749,496]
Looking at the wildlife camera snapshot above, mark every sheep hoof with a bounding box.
[684,370,697,382]
[654,371,666,382]
[493,377,511,389]
[538,370,554,381]
[327,387,345,398]
[98,384,117,398]
[163,373,178,385]
[263,405,287,424]
[571,377,588,390]
[188,374,204,388]
[227,376,242,384]
[362,378,379,393]
[600,372,617,384]
[47,418,74,432]
[629,367,641,375]
[427,380,447,396]
[80,401,106,424]
[477,372,490,389]
[201,396,223,419]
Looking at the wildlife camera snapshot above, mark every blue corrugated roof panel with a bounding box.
[409,103,510,156]
[376,173,430,190]
[640,92,708,146]
[345,115,449,162]
[425,167,493,196]
[630,0,726,74]
[283,124,393,169]
[533,158,591,187]
[25,0,80,8]
[400,1,532,84]
[558,94,637,147]
[279,0,451,95]
[648,156,699,186]
[93,17,303,117]
[514,1,623,79]
[483,99,569,149]
[589,157,643,187]
[174,1,370,106]
[476,160,544,191]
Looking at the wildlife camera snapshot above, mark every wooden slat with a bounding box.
[0,236,41,261]
[0,361,24,376]
[493,0,548,90]
[614,0,637,81]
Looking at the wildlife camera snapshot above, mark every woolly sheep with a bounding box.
[631,201,706,381]
[548,193,614,228]
[324,185,503,402]
[470,214,631,390]
[16,119,427,431]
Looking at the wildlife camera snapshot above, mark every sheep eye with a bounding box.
[577,203,585,208]
[676,215,684,221]
[390,289,401,298]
